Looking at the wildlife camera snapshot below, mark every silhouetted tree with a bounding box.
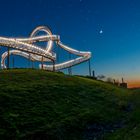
[97,75,106,80]
[106,77,114,84]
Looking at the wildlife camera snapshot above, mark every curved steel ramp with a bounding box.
[0,26,92,71]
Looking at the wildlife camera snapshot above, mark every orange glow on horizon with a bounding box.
[128,80,140,88]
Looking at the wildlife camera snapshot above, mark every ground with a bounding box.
[0,69,139,140]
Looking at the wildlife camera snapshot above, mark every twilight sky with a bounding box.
[0,0,140,87]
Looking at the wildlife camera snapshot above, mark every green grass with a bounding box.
[104,88,140,140]
[0,69,134,139]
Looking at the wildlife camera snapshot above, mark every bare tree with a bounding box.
[97,75,106,80]
[106,77,114,84]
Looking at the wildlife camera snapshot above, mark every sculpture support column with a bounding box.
[88,59,91,77]
[7,47,10,69]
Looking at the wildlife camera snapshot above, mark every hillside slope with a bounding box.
[0,69,132,139]
[105,88,140,140]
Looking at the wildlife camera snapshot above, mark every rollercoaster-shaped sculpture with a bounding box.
[0,26,91,71]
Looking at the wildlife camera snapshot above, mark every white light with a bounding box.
[0,26,91,70]
[99,30,103,34]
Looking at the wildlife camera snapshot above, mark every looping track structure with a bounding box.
[0,26,91,71]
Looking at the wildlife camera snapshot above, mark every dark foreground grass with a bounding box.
[0,69,133,139]
[104,88,140,140]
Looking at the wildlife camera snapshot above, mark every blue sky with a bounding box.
[0,0,140,85]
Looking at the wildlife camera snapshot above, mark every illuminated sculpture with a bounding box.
[0,26,91,71]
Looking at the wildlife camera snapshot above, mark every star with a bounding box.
[99,30,103,34]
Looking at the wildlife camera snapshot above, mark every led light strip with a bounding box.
[1,26,91,71]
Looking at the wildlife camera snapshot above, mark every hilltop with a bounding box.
[0,69,139,140]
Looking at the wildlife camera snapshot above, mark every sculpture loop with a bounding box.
[1,26,91,70]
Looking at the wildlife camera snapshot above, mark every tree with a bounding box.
[97,75,106,80]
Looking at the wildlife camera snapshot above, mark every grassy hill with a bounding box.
[104,88,140,140]
[0,69,138,140]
